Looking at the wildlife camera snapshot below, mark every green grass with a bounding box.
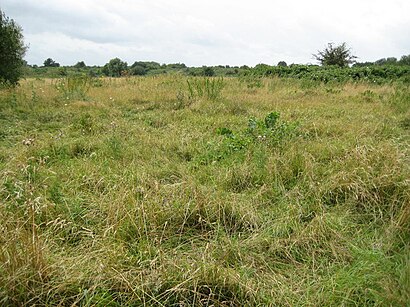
[0,76,409,306]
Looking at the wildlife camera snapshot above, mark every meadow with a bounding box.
[0,75,409,306]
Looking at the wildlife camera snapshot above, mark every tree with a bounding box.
[135,61,161,71]
[102,58,128,77]
[0,10,28,85]
[74,61,86,68]
[130,61,161,76]
[167,63,186,69]
[43,58,60,67]
[375,57,398,66]
[399,55,410,66]
[130,65,146,76]
[386,57,398,65]
[202,66,215,76]
[277,61,287,67]
[313,43,357,67]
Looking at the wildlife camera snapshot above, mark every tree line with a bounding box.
[27,58,236,78]
[1,9,410,85]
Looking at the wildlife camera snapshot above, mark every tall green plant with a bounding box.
[55,75,92,100]
[187,77,224,101]
[207,112,299,161]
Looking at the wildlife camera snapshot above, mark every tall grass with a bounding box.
[0,75,409,305]
[55,74,93,100]
[187,77,225,101]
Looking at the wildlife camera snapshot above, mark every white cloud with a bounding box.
[2,0,409,66]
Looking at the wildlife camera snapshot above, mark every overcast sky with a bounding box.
[2,0,410,66]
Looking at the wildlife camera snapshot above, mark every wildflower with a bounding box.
[22,138,35,146]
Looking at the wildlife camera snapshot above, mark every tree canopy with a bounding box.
[74,61,86,68]
[313,43,357,67]
[44,58,60,67]
[102,58,128,77]
[0,10,27,85]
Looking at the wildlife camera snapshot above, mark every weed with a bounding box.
[389,86,410,113]
[240,74,264,89]
[215,112,299,158]
[55,75,92,100]
[187,77,225,101]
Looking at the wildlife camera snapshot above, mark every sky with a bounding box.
[2,0,410,67]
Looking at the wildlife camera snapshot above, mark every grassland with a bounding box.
[0,75,409,306]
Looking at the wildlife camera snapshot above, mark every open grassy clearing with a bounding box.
[0,76,409,306]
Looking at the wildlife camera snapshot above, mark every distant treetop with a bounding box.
[74,61,86,68]
[313,43,357,67]
[44,58,60,67]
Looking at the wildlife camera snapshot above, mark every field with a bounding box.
[0,75,409,306]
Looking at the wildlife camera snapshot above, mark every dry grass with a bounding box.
[0,75,409,306]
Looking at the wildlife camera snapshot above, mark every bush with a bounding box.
[102,58,128,77]
[130,65,146,76]
[202,66,215,77]
[247,63,410,83]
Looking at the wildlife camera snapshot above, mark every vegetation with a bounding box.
[0,10,27,85]
[102,58,128,77]
[248,63,410,83]
[1,75,408,305]
[313,42,357,67]
[354,55,410,67]
[187,77,225,101]
[202,66,215,77]
[43,58,60,68]
[22,52,410,85]
[74,61,86,69]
